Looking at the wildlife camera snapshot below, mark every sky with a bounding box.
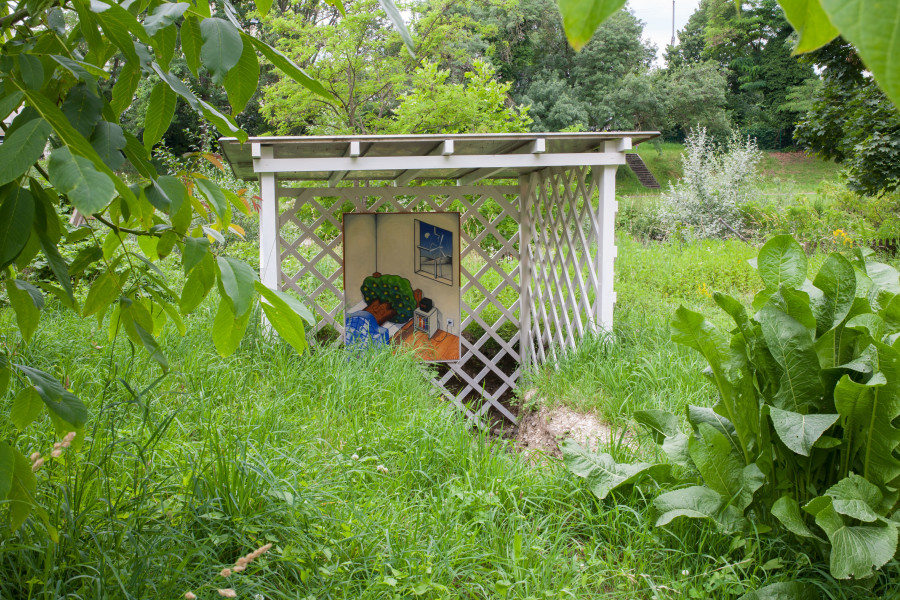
[627,0,702,65]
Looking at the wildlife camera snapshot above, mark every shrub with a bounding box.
[565,235,900,586]
[659,128,763,239]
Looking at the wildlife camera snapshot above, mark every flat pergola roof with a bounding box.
[220,131,659,186]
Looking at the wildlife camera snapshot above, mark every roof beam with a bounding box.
[327,141,364,186]
[254,150,625,175]
[457,167,505,186]
[393,140,454,187]
[456,137,546,185]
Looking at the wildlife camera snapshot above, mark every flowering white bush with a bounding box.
[659,127,763,239]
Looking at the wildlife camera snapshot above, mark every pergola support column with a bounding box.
[258,145,280,291]
[518,174,535,368]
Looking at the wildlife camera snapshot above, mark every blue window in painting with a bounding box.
[414,220,453,285]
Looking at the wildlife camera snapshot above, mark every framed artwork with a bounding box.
[342,212,461,362]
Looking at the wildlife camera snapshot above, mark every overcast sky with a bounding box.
[627,0,702,64]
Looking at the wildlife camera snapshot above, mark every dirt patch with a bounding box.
[514,392,620,460]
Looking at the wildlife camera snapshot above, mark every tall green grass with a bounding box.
[0,299,795,599]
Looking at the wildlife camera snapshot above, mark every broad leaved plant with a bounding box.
[564,235,900,582]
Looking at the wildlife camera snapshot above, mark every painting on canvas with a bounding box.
[342,212,461,362]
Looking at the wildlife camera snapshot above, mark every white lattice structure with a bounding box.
[220,133,658,423]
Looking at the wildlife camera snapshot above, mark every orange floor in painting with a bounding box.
[394,321,460,362]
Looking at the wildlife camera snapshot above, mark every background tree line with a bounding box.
[128,0,896,196]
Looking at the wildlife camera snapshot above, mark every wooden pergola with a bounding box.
[220,132,659,423]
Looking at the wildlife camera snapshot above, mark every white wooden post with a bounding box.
[594,141,624,331]
[258,145,280,291]
[518,174,534,368]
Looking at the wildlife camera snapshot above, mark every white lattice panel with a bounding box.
[521,166,615,368]
[274,184,522,422]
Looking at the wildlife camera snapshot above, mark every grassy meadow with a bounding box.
[2,145,900,599]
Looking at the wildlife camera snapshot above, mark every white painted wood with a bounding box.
[531,138,546,154]
[457,167,505,186]
[594,165,618,330]
[253,151,626,174]
[258,145,279,291]
[349,141,361,156]
[251,143,261,158]
[393,140,455,186]
[518,175,534,367]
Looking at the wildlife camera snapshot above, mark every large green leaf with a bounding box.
[555,0,627,51]
[143,2,189,36]
[757,235,807,291]
[561,438,667,500]
[60,85,103,138]
[194,177,230,228]
[143,82,177,150]
[212,296,251,356]
[14,364,88,427]
[758,305,824,413]
[769,406,838,456]
[246,36,334,101]
[864,261,900,312]
[826,474,884,523]
[0,117,51,186]
[7,447,35,530]
[47,147,115,215]
[132,320,168,371]
[37,232,74,302]
[688,423,762,512]
[377,0,415,56]
[654,485,745,533]
[90,121,127,171]
[179,252,215,314]
[818,0,900,109]
[217,256,258,318]
[180,16,203,77]
[224,37,259,115]
[7,279,41,343]
[110,62,141,117]
[777,0,839,53]
[255,281,314,355]
[0,185,35,268]
[812,253,856,335]
[153,22,177,70]
[771,495,817,539]
[633,409,681,444]
[182,236,209,274]
[738,582,819,600]
[860,344,900,486]
[809,500,898,579]
[671,307,757,458]
[0,441,13,501]
[82,268,120,319]
[767,286,816,335]
[199,17,243,85]
[255,0,274,16]
[10,387,43,431]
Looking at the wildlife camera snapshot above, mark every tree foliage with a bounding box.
[260,0,526,135]
[558,0,900,112]
[664,0,816,146]
[0,0,326,530]
[794,41,900,196]
[378,60,532,134]
[472,0,654,132]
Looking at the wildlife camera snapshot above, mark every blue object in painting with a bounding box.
[345,310,390,351]
[416,221,453,284]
